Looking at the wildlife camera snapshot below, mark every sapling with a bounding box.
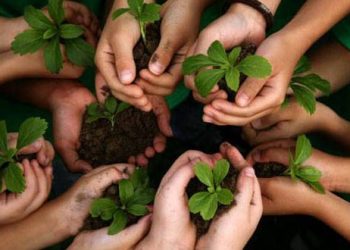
[0,118,48,193]
[283,56,331,114]
[11,0,95,74]
[283,135,325,193]
[86,96,130,127]
[188,159,234,221]
[182,40,272,97]
[90,168,155,235]
[111,0,161,44]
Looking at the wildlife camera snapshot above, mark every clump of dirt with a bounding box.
[187,162,287,237]
[79,22,162,167]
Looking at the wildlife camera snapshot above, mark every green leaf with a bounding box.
[119,179,134,205]
[294,56,311,75]
[281,98,290,109]
[48,0,65,25]
[24,5,53,30]
[11,29,46,55]
[228,47,241,65]
[0,170,3,191]
[225,67,240,92]
[4,162,25,193]
[189,191,211,214]
[207,40,228,65]
[200,193,218,221]
[116,102,131,114]
[129,168,148,189]
[90,198,118,220]
[140,3,161,23]
[213,159,230,187]
[128,0,143,16]
[294,135,312,165]
[108,209,128,235]
[127,204,148,216]
[291,83,316,114]
[60,24,84,39]
[217,188,234,205]
[0,157,8,167]
[105,96,118,114]
[87,103,100,116]
[308,181,325,194]
[195,69,226,97]
[182,55,220,75]
[44,36,63,74]
[129,188,155,206]
[237,55,272,78]
[297,166,321,183]
[0,121,8,152]
[112,8,130,20]
[292,74,331,96]
[16,117,48,151]
[65,37,95,67]
[194,162,214,188]
[43,27,57,40]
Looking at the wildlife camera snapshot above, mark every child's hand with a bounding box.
[185,3,267,104]
[243,100,335,145]
[0,159,52,224]
[197,143,262,250]
[137,0,206,97]
[7,133,55,167]
[137,150,221,250]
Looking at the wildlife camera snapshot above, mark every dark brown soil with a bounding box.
[16,153,36,162]
[79,107,159,167]
[83,185,139,231]
[187,162,287,237]
[218,43,257,100]
[79,22,161,167]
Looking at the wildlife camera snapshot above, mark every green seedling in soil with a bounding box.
[284,135,325,194]
[90,168,155,235]
[189,159,234,221]
[283,56,331,114]
[86,96,130,128]
[0,118,48,193]
[182,40,272,97]
[112,0,161,44]
[11,0,95,74]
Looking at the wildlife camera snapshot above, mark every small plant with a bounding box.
[283,56,331,114]
[284,135,325,193]
[182,40,272,97]
[90,168,155,235]
[86,96,130,127]
[11,0,95,74]
[188,159,234,221]
[0,118,48,193]
[112,0,161,44]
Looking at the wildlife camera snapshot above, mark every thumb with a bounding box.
[235,167,256,208]
[251,147,290,166]
[18,137,44,155]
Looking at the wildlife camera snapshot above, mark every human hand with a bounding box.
[243,100,336,145]
[0,159,52,224]
[184,3,266,104]
[196,143,262,250]
[68,215,151,250]
[137,150,221,250]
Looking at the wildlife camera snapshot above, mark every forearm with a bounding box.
[314,193,350,241]
[0,52,21,84]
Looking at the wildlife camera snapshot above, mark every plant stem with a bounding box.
[140,21,147,45]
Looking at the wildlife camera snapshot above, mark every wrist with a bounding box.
[227,3,267,31]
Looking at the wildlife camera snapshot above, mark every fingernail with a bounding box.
[244,167,255,177]
[120,71,133,84]
[237,93,250,107]
[221,142,230,149]
[203,115,213,123]
[149,62,164,75]
[251,119,262,129]
[32,140,41,149]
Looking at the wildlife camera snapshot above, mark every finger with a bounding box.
[235,77,267,107]
[15,160,38,209]
[148,38,176,75]
[153,135,166,153]
[17,137,44,156]
[136,154,149,167]
[250,110,287,130]
[251,147,290,166]
[247,122,292,146]
[128,156,136,165]
[251,173,263,217]
[145,147,155,158]
[44,164,53,195]
[220,142,249,170]
[95,72,109,103]
[64,1,92,27]
[235,167,255,208]
[110,89,152,112]
[149,96,173,137]
[137,78,174,96]
[87,164,134,177]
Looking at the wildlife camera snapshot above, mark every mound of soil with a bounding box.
[187,162,287,237]
[79,22,161,167]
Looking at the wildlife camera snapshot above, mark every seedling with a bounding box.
[182,40,272,97]
[284,135,325,193]
[0,118,48,193]
[283,56,331,114]
[86,96,130,127]
[90,168,155,235]
[11,0,95,74]
[188,159,234,221]
[112,0,161,44]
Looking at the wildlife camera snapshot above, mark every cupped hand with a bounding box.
[0,159,52,224]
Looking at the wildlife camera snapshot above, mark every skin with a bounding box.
[0,1,99,84]
[0,164,136,250]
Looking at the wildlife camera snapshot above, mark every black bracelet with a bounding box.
[225,0,274,31]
